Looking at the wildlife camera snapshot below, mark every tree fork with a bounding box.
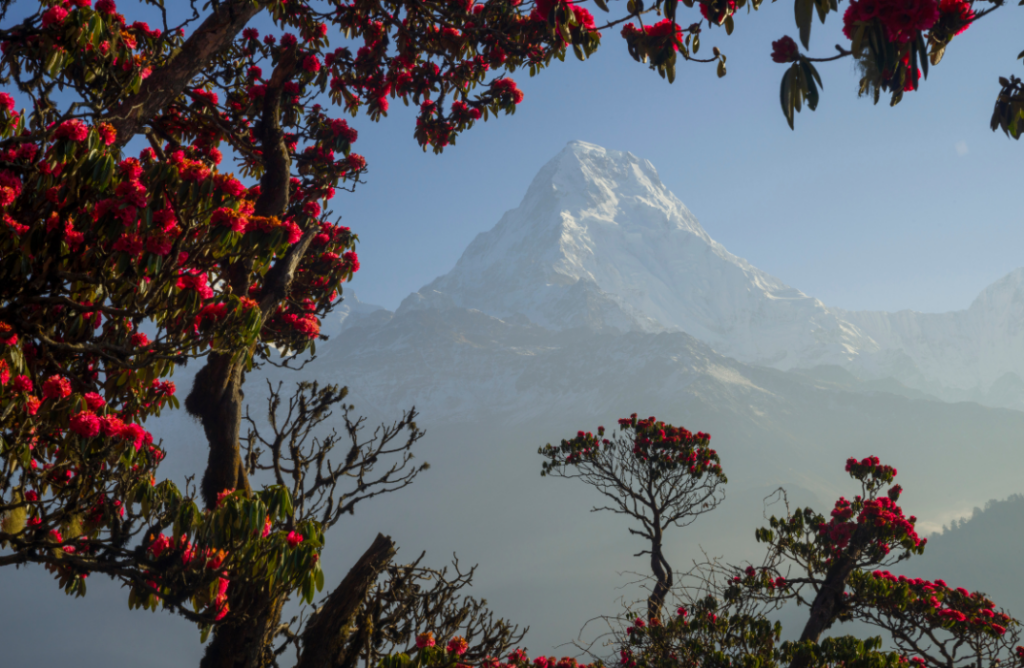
[107,0,268,146]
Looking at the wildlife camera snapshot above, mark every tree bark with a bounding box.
[200,533,395,668]
[186,48,302,510]
[200,589,286,668]
[108,0,267,146]
[296,533,397,668]
[648,539,672,621]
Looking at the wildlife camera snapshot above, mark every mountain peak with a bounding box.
[402,141,876,369]
[518,140,700,237]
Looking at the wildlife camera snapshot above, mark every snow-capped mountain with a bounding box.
[391,140,1024,406]
[407,140,876,370]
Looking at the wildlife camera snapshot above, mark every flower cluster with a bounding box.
[812,459,924,561]
[842,0,940,44]
[853,570,1014,638]
[771,36,799,63]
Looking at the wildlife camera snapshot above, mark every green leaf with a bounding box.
[795,0,813,49]
[814,0,829,23]
[916,32,928,80]
[593,0,610,11]
[800,61,819,110]
[851,24,866,58]
[780,71,794,130]
[725,15,734,35]
[664,0,678,21]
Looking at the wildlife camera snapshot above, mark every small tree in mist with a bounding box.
[539,414,727,621]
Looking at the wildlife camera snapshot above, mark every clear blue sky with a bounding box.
[327,3,1024,315]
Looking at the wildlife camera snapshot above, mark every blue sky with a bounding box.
[329,2,1024,315]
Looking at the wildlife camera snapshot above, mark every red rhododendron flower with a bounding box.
[147,533,172,559]
[41,6,69,28]
[447,637,469,655]
[70,411,102,438]
[282,313,320,339]
[54,119,89,142]
[771,36,799,63]
[416,632,436,648]
[491,78,524,105]
[177,272,214,300]
[99,415,125,437]
[646,19,682,46]
[152,380,175,397]
[843,0,939,42]
[937,0,974,35]
[121,423,151,450]
[12,375,32,393]
[699,0,737,25]
[286,531,304,547]
[84,392,106,410]
[329,118,358,142]
[96,123,117,145]
[0,322,16,345]
[42,375,72,400]
[303,55,322,72]
[196,303,229,327]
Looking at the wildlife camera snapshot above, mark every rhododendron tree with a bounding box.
[612,456,1024,668]
[539,414,726,620]
[0,0,616,665]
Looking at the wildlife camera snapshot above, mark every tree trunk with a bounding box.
[296,533,397,668]
[185,351,252,508]
[200,533,395,668]
[200,590,286,668]
[788,525,871,668]
[648,527,672,621]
